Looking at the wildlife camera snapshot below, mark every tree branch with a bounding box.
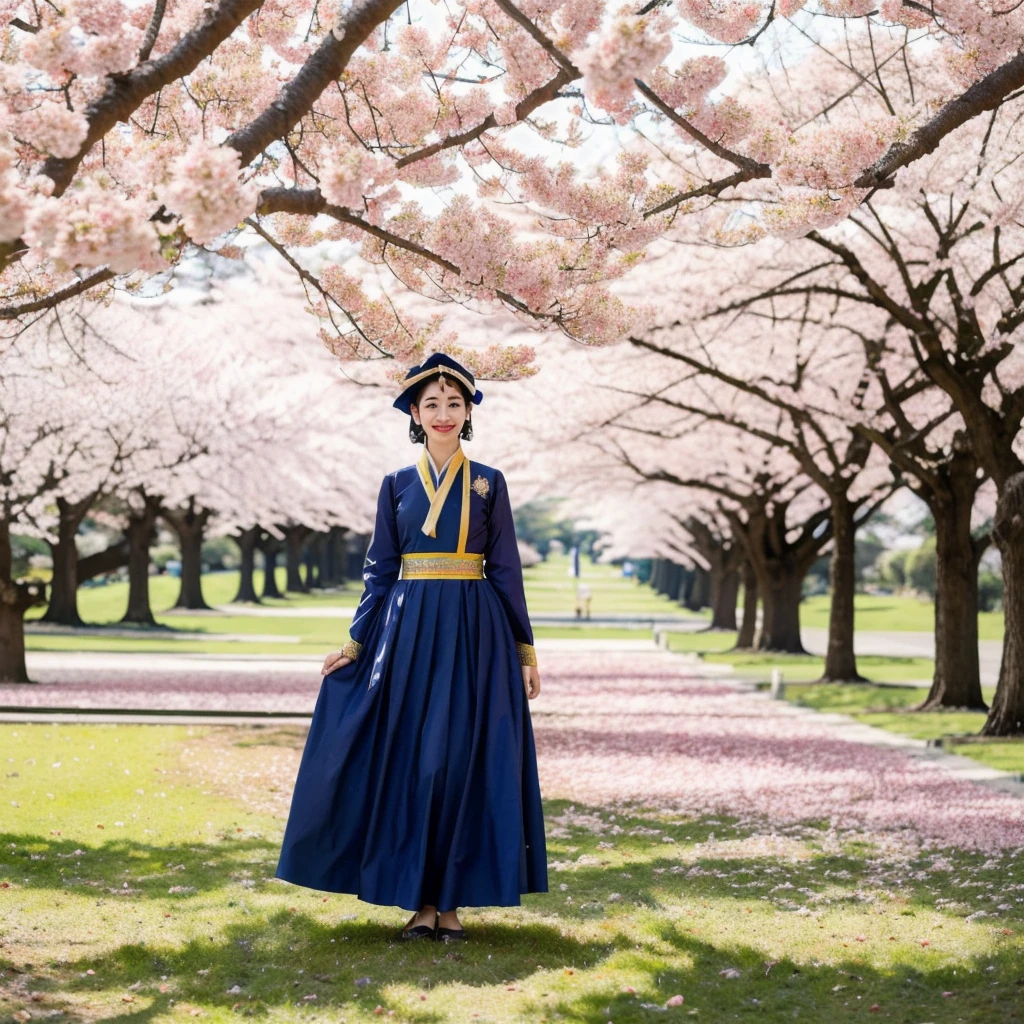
[0,268,116,320]
[40,0,264,198]
[224,0,406,166]
[855,50,1024,188]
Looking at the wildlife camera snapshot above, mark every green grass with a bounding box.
[798,593,1005,640]
[2,723,1023,1023]
[22,558,1005,659]
[21,556,694,655]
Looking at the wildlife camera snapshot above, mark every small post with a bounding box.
[770,667,785,700]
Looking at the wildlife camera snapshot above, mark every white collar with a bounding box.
[426,446,459,481]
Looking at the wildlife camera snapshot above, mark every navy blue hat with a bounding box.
[392,352,484,415]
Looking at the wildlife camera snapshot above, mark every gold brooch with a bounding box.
[471,475,490,498]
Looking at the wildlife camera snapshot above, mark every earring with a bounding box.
[461,417,473,441]
[409,416,425,443]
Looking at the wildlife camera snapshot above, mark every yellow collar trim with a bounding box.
[415,448,472,554]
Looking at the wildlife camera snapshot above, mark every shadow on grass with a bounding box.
[11,912,629,1022]
[4,797,1023,1022]
[522,921,1024,1023]
[0,831,279,899]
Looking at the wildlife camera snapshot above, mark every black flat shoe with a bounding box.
[435,925,467,942]
[398,910,437,941]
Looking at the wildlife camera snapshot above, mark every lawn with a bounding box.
[21,557,692,656]
[798,593,1005,641]
[2,723,1022,1023]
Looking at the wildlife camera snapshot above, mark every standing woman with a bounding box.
[275,352,548,942]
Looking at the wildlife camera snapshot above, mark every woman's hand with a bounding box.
[321,650,354,676]
[522,664,541,700]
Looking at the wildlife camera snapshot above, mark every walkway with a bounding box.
[801,627,1004,686]
[2,646,1020,837]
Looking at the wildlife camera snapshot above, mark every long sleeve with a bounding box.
[484,469,537,666]
[347,473,402,650]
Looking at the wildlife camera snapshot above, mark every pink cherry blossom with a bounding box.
[24,176,164,273]
[16,105,89,160]
[163,141,259,246]
[579,5,676,122]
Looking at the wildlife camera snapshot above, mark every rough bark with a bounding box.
[650,558,666,594]
[711,566,740,630]
[672,563,688,604]
[162,501,213,610]
[0,519,48,683]
[680,516,744,630]
[304,533,322,589]
[730,499,829,654]
[285,524,311,593]
[320,526,348,587]
[78,539,130,582]
[757,566,807,653]
[260,536,284,599]
[918,449,988,710]
[819,494,866,681]
[983,472,1024,735]
[39,493,95,626]
[232,526,262,603]
[735,561,758,650]
[687,565,710,612]
[120,492,163,625]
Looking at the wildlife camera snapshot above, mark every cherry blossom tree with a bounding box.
[0,263,398,678]
[1,0,1022,383]
[0,326,114,680]
[644,80,1023,728]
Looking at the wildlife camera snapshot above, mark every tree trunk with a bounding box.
[162,501,213,611]
[674,564,690,604]
[79,539,129,582]
[319,527,343,587]
[819,494,865,682]
[920,463,987,710]
[709,566,739,630]
[261,538,283,599]
[39,493,95,626]
[983,472,1024,736]
[304,534,321,589]
[232,526,261,604]
[330,527,348,586]
[285,524,310,593]
[120,493,162,626]
[757,566,806,653]
[650,558,664,594]
[687,565,710,611]
[735,561,758,649]
[0,519,48,683]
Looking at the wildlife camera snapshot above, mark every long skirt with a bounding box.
[274,577,548,911]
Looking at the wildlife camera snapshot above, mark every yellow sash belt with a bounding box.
[401,552,484,579]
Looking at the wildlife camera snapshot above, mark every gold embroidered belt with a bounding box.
[401,552,484,580]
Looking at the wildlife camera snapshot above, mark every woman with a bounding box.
[275,352,548,942]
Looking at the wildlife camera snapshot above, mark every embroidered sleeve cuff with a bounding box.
[341,639,362,660]
[516,641,537,667]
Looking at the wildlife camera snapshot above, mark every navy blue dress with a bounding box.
[275,452,548,911]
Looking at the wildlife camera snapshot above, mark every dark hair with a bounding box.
[408,377,474,444]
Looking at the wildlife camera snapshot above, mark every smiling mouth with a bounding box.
[433,424,455,431]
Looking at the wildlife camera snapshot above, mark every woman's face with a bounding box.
[411,379,468,442]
